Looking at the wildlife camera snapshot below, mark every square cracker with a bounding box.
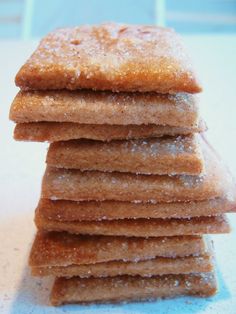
[10,90,199,127]
[13,120,207,143]
[15,23,201,93]
[29,232,207,267]
[46,135,204,176]
[35,212,230,237]
[36,196,236,222]
[32,251,213,278]
[50,273,217,305]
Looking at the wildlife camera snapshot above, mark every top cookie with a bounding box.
[15,23,201,93]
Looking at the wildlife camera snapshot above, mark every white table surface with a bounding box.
[0,35,236,314]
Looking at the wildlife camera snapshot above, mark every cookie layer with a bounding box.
[50,273,217,305]
[36,197,236,221]
[15,23,201,93]
[13,120,207,142]
[29,232,207,267]
[10,90,199,127]
[35,213,230,237]
[46,135,203,175]
[41,140,235,203]
[32,253,213,278]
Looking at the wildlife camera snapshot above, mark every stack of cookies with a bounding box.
[9,23,236,305]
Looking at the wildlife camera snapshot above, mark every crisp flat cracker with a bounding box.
[13,120,207,142]
[50,273,217,305]
[32,254,213,278]
[35,213,230,237]
[41,139,235,202]
[29,232,207,267]
[36,196,236,221]
[32,241,213,277]
[10,91,199,127]
[15,23,201,93]
[46,135,204,175]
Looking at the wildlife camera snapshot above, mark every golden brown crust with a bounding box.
[29,232,207,267]
[41,140,235,203]
[32,254,213,278]
[10,90,199,127]
[15,23,201,93]
[35,213,230,237]
[36,197,236,221]
[50,273,217,305]
[46,135,204,175]
[13,120,207,142]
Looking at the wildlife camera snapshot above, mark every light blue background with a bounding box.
[1,0,236,38]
